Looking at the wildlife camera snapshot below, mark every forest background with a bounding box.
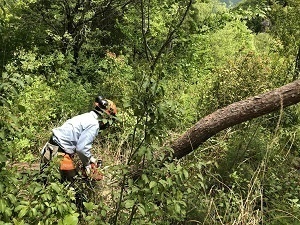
[0,0,300,224]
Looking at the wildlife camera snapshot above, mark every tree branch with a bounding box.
[150,0,193,72]
[294,45,300,80]
[170,79,300,160]
[140,0,154,61]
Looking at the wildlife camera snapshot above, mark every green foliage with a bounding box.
[185,0,232,34]
[106,158,192,224]
[120,72,181,149]
[0,164,78,225]
[235,0,300,62]
[0,47,95,162]
[206,47,291,112]
[268,0,300,50]
[81,52,134,100]
[161,18,256,125]
[1,0,300,224]
[118,0,190,59]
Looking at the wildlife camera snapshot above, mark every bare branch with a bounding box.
[170,79,300,160]
[140,0,153,61]
[294,45,300,80]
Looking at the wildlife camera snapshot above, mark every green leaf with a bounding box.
[2,72,8,79]
[45,207,52,216]
[83,202,95,211]
[0,184,4,194]
[18,104,26,112]
[137,204,145,216]
[183,169,189,179]
[123,100,131,108]
[141,174,149,183]
[50,183,60,193]
[31,208,38,217]
[14,205,26,212]
[175,203,181,214]
[101,209,106,217]
[7,194,17,204]
[5,207,12,217]
[33,185,43,194]
[0,131,5,140]
[0,199,6,213]
[63,214,79,225]
[159,179,167,188]
[124,200,135,209]
[18,207,28,218]
[149,181,157,189]
[57,205,63,214]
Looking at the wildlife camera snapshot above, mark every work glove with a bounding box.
[85,157,103,181]
[89,156,103,168]
[89,156,97,164]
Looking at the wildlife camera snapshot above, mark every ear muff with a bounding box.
[95,96,109,110]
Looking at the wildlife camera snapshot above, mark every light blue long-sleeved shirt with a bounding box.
[52,111,99,166]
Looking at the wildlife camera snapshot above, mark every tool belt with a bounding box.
[41,136,75,171]
[40,136,77,182]
[41,136,66,161]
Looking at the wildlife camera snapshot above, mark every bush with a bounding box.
[0,162,78,225]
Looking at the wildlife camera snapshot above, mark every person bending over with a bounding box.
[40,95,117,181]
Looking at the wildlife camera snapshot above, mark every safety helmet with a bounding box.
[94,96,117,116]
[105,99,117,116]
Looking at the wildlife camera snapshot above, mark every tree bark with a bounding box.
[294,46,300,80]
[170,79,300,160]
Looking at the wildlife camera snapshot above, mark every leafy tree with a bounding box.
[1,0,300,224]
[268,0,300,78]
[234,0,300,76]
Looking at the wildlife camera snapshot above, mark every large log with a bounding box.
[171,79,300,159]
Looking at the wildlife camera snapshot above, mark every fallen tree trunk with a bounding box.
[170,79,300,159]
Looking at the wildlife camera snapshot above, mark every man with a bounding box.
[40,95,117,181]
